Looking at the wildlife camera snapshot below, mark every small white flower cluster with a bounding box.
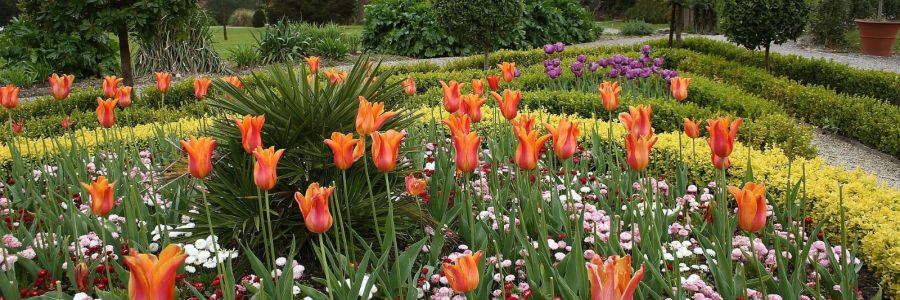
[180,235,238,274]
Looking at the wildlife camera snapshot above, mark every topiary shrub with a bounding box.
[227,8,254,26]
[251,9,267,27]
[720,0,809,71]
[811,0,850,47]
[619,20,656,36]
[434,0,524,69]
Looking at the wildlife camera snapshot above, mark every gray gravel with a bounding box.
[810,128,900,188]
[704,35,900,73]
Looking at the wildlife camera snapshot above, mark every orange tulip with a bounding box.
[48,73,74,101]
[624,134,657,172]
[371,130,406,172]
[728,182,767,232]
[403,76,416,96]
[80,176,115,217]
[618,105,653,138]
[443,114,471,137]
[444,250,483,293]
[116,86,133,108]
[598,81,621,112]
[670,77,692,102]
[683,118,700,139]
[459,94,486,123]
[0,84,19,109]
[324,69,347,84]
[223,75,243,89]
[498,62,516,82]
[490,89,521,120]
[95,97,118,128]
[154,72,172,94]
[513,123,551,170]
[511,115,537,134]
[544,119,580,160]
[706,117,742,159]
[180,137,216,179]
[585,255,645,300]
[294,183,335,234]
[440,80,463,113]
[405,175,427,196]
[102,76,122,98]
[61,115,73,130]
[194,78,212,100]
[486,75,500,92]
[711,153,730,170]
[356,96,397,136]
[471,79,484,97]
[306,56,321,73]
[74,262,90,292]
[252,146,285,191]
[123,244,187,300]
[451,131,481,173]
[234,115,265,154]
[324,132,364,170]
[10,121,23,135]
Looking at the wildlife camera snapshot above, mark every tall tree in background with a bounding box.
[720,0,809,72]
[205,0,241,40]
[434,0,524,69]
[668,0,686,47]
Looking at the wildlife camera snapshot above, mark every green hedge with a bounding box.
[660,48,900,157]
[653,38,900,106]
[405,85,815,158]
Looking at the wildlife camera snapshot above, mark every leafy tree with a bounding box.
[720,0,809,72]
[203,0,242,40]
[434,0,525,69]
[0,0,16,26]
[811,0,850,47]
[16,0,197,85]
[267,0,358,24]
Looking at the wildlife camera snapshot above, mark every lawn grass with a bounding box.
[207,25,365,56]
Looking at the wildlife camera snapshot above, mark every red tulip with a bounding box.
[598,81,621,112]
[123,244,187,300]
[486,75,501,92]
[670,77,692,102]
[154,72,172,94]
[444,251,483,293]
[356,96,397,136]
[513,122,551,171]
[471,79,484,97]
[711,153,730,170]
[443,114,471,137]
[586,255,645,300]
[323,132,364,170]
[61,115,73,130]
[405,175,427,197]
[294,183,335,234]
[728,182,767,232]
[498,62,516,82]
[194,78,212,100]
[324,69,347,84]
[491,89,521,120]
[252,146,285,191]
[0,84,19,109]
[459,94,486,123]
[116,86,133,108]
[74,262,89,291]
[618,105,653,138]
[48,73,74,101]
[683,118,700,139]
[511,115,537,134]
[543,118,580,160]
[706,117,742,159]
[440,80,463,113]
[180,137,216,179]
[624,134,657,172]
[81,176,115,217]
[451,131,481,173]
[306,56,321,73]
[223,76,243,89]
[234,115,265,154]
[10,121,23,135]
[102,76,122,98]
[403,76,416,96]
[95,97,118,128]
[371,130,406,172]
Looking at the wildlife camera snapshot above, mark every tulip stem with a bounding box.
[199,180,227,297]
[341,170,354,262]
[256,189,272,270]
[317,234,335,300]
[464,173,476,244]
[361,153,383,246]
[263,190,277,270]
[384,172,403,294]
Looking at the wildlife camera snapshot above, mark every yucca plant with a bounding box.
[135,12,226,75]
[192,56,427,266]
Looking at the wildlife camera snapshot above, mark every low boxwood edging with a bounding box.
[407,86,816,158]
[423,106,900,298]
[650,38,900,106]
[660,48,900,157]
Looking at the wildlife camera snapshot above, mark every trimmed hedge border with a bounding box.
[659,48,900,157]
[650,38,900,106]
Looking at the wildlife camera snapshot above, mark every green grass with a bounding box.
[208,25,365,56]
[598,20,669,31]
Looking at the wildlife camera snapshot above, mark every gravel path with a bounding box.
[810,128,900,188]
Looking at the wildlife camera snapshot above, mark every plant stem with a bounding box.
[200,180,225,287]
[341,170,354,261]
[318,234,335,300]
[361,147,383,246]
[256,189,272,269]
[263,190,277,269]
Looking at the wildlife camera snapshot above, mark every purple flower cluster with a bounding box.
[543,42,566,54]
[543,58,563,79]
[592,45,679,82]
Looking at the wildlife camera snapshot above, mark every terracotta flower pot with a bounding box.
[855,19,900,57]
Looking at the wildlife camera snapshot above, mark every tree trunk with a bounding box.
[117,24,134,86]
[764,44,771,73]
[223,24,228,41]
[675,3,683,48]
[356,0,368,23]
[668,3,676,46]
[483,49,490,70]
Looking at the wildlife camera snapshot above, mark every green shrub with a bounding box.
[720,0,809,70]
[434,0,523,69]
[267,0,357,24]
[362,0,599,58]
[252,9,266,27]
[811,0,851,46]
[256,20,310,64]
[227,8,255,26]
[134,12,226,75]
[229,45,260,68]
[297,23,351,58]
[624,0,670,23]
[0,16,118,78]
[619,20,657,36]
[0,66,37,86]
[661,48,900,156]
[662,38,900,106]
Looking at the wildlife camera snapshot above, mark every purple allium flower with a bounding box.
[554,42,565,53]
[552,58,561,67]
[589,62,600,72]
[608,68,619,78]
[598,59,608,68]
[570,62,584,78]
[639,55,651,64]
[543,59,552,67]
[548,68,562,79]
[514,68,522,78]
[630,61,644,69]
[543,44,556,54]
[641,45,652,54]
[576,54,587,63]
[654,57,664,67]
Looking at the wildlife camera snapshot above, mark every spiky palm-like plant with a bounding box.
[190,57,425,262]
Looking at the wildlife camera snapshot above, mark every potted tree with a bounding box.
[856,0,900,56]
